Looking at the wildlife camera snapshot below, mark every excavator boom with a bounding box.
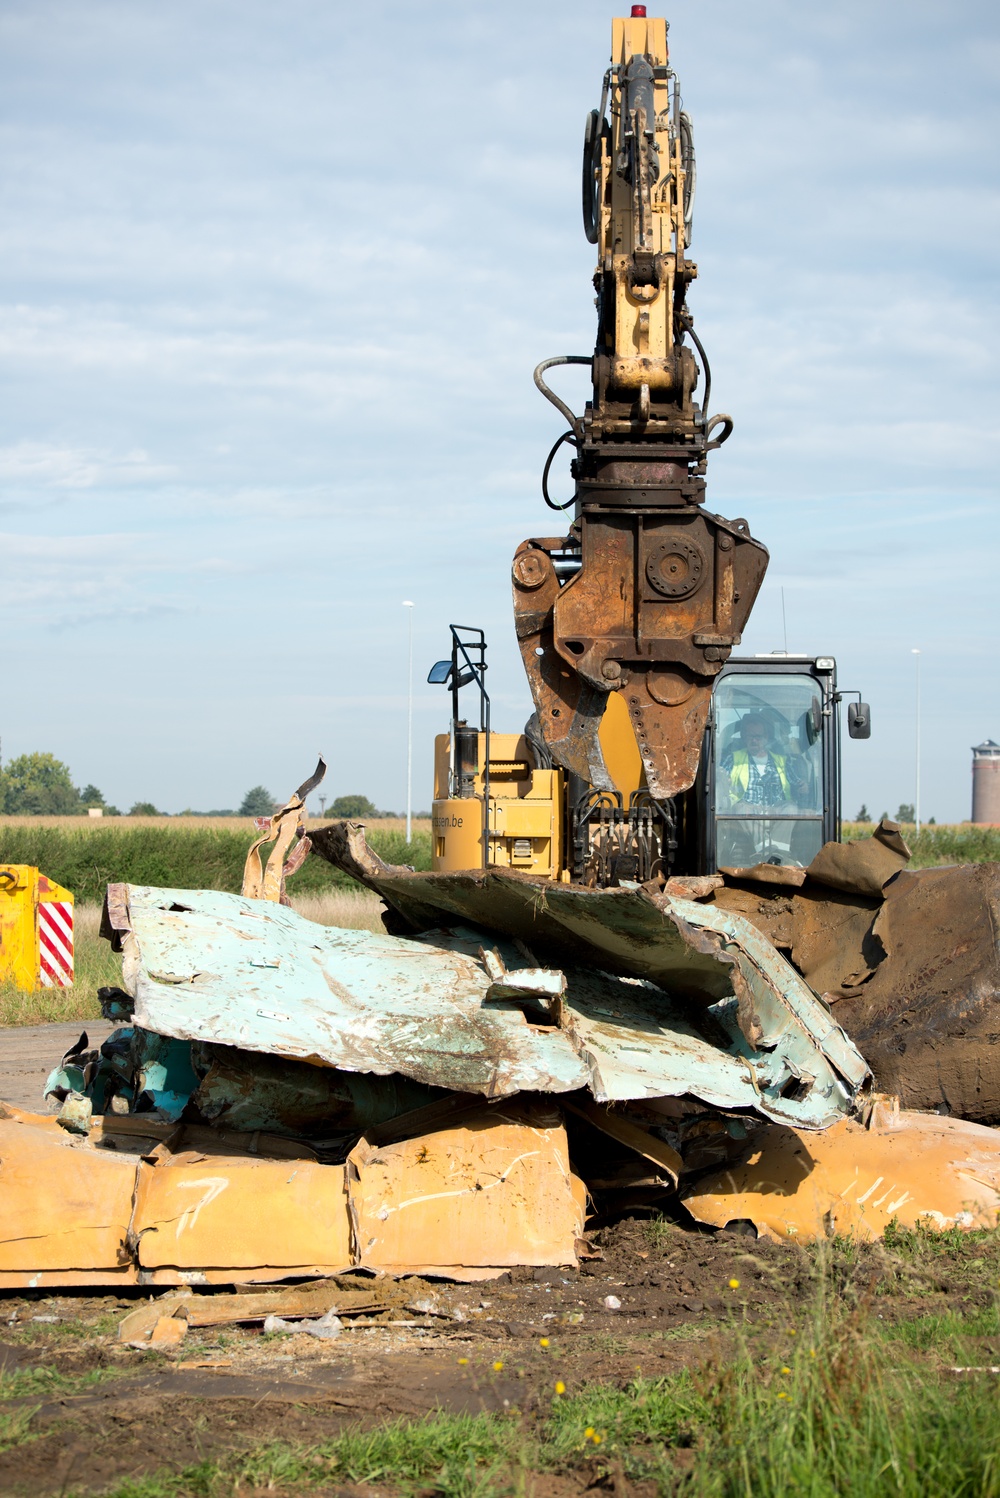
[514,12,768,804]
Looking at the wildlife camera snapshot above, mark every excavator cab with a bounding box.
[688,656,841,872]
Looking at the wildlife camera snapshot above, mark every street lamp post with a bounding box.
[403,601,414,843]
[911,648,921,834]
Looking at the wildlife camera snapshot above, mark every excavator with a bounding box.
[428,9,870,885]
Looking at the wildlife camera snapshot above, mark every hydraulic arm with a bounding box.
[513,11,768,803]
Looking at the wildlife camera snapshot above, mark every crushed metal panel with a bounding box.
[805,820,910,899]
[789,886,881,997]
[109,879,867,1127]
[117,887,587,1098]
[684,1111,1000,1241]
[132,1156,353,1273]
[308,826,870,1126]
[347,1101,584,1269]
[0,1110,134,1273]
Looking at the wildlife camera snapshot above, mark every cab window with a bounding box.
[713,673,824,868]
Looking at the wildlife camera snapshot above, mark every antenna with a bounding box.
[781,588,788,654]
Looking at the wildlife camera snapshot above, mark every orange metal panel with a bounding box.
[133,1157,352,1270]
[349,1101,584,1270]
[0,1115,133,1273]
[684,1111,1000,1241]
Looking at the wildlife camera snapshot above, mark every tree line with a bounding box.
[0,754,402,819]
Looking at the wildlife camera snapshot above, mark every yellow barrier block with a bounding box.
[0,866,74,991]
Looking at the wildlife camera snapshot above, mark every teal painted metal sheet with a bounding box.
[105,866,869,1129]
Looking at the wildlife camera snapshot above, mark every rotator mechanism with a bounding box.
[513,11,768,804]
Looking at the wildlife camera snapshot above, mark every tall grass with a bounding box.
[0,824,431,906]
[843,822,1000,868]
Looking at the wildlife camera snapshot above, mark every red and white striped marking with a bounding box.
[38,900,74,988]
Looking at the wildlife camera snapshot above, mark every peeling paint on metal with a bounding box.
[106,869,868,1129]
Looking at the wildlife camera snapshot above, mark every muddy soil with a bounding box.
[2,1214,992,1498]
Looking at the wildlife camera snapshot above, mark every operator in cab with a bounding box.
[720,714,807,813]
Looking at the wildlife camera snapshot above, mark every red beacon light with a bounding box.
[631,5,647,15]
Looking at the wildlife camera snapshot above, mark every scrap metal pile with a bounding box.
[4,798,1000,1289]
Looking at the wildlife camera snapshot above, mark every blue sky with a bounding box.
[0,0,997,820]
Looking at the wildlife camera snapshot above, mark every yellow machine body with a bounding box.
[432,732,565,878]
[602,16,689,413]
[430,696,644,877]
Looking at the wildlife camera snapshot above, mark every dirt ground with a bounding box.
[2,1211,996,1498]
[0,1220,789,1495]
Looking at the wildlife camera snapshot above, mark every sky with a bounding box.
[0,0,997,821]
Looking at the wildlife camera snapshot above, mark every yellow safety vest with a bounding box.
[728,749,790,800]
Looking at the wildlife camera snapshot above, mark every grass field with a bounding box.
[0,815,432,832]
[842,821,1000,867]
[0,819,432,905]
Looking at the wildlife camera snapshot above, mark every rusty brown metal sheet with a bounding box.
[705,832,1000,1122]
[805,819,910,899]
[719,863,807,889]
[789,886,881,997]
[829,863,1000,1121]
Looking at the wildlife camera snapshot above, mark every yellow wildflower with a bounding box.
[493,1360,504,1372]
[458,1357,468,1366]
[540,1337,550,1348]
[555,1380,566,1395]
[728,1278,740,1290]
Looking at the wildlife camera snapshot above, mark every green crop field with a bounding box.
[842,821,1000,867]
[0,820,431,906]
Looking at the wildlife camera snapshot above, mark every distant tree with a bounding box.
[928,816,936,825]
[855,804,870,823]
[0,753,82,814]
[879,811,889,823]
[239,785,275,818]
[80,783,105,808]
[129,801,161,817]
[330,794,379,819]
[896,803,915,823]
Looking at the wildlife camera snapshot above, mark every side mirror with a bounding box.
[427,660,452,685]
[847,702,871,739]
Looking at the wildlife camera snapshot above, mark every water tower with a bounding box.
[972,740,1000,824]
